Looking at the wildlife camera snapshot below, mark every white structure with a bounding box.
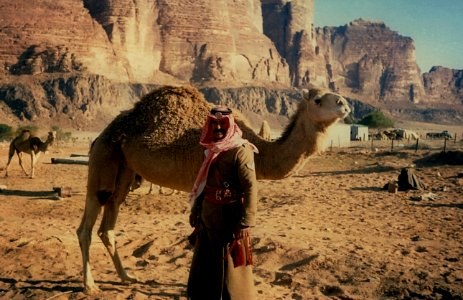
[351,124,369,141]
[323,123,351,149]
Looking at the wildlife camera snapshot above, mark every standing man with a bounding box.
[188,106,259,300]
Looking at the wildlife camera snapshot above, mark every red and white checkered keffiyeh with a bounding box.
[189,112,258,207]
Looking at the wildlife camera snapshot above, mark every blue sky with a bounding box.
[314,0,463,73]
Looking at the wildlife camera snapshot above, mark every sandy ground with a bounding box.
[0,139,462,300]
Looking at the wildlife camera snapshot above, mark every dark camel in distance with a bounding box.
[5,130,56,178]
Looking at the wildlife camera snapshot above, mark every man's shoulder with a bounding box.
[234,143,255,160]
[220,143,255,158]
[236,142,254,152]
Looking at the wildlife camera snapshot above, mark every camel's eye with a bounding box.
[314,98,322,106]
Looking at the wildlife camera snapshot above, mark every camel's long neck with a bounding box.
[39,137,54,152]
[252,118,327,180]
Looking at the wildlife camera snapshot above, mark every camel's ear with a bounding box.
[303,89,323,106]
[303,88,322,100]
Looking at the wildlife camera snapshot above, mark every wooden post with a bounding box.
[51,158,88,165]
[391,138,394,152]
[371,138,373,151]
[415,138,419,153]
[443,138,447,153]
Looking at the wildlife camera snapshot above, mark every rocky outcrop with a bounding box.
[314,19,425,104]
[0,0,129,81]
[423,66,463,105]
[262,0,316,86]
[0,1,462,129]
[0,74,146,130]
[200,86,301,116]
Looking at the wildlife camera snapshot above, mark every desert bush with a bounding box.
[358,111,394,128]
[0,124,14,141]
[16,125,38,135]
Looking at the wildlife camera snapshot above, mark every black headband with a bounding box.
[210,106,232,117]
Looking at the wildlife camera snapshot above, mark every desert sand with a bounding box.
[0,138,462,300]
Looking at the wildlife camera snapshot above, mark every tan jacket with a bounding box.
[204,143,258,226]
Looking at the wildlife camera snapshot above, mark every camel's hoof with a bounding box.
[84,285,101,295]
[121,273,138,284]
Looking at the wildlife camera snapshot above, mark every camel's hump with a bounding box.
[134,85,211,120]
[104,85,212,148]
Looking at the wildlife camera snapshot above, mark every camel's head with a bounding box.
[47,131,57,143]
[301,88,351,125]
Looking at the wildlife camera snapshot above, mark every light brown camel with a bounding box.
[76,85,351,294]
[5,130,56,178]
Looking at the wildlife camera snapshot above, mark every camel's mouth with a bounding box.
[338,102,351,119]
[340,107,351,118]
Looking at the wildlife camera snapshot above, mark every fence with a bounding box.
[347,137,463,153]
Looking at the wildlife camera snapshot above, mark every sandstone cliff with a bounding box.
[423,66,463,105]
[0,0,462,130]
[312,19,425,104]
[0,74,146,130]
[69,0,290,86]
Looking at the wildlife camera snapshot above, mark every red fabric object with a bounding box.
[232,239,245,267]
[244,232,253,266]
[224,230,253,268]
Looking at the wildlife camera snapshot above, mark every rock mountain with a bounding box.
[0,0,462,130]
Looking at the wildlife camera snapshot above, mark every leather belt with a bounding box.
[204,186,243,204]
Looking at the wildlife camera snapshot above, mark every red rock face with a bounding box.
[0,0,461,127]
[0,1,129,81]
[423,67,463,105]
[311,20,425,104]
[1,0,290,86]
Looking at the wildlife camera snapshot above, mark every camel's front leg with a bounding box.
[17,152,29,176]
[77,196,102,294]
[30,151,42,179]
[5,154,13,177]
[98,171,137,284]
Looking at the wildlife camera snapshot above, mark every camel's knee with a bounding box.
[76,223,92,246]
[97,190,113,206]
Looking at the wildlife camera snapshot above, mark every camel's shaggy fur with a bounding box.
[77,85,351,294]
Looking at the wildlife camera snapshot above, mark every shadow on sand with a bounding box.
[412,202,463,210]
[0,277,187,297]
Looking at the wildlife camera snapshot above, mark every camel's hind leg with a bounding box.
[97,167,137,283]
[17,152,29,176]
[76,194,102,294]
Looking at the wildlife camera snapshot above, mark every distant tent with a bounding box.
[396,129,419,140]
